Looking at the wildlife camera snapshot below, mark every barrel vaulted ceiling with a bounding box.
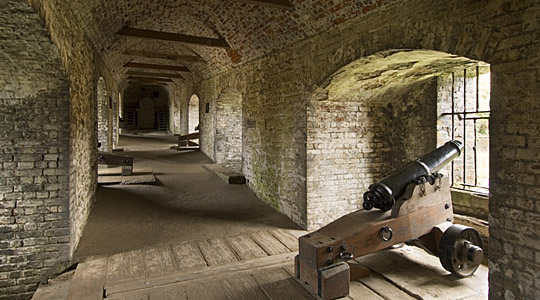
[46,0,391,84]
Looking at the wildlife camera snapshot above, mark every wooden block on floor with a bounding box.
[32,270,74,300]
[66,256,108,300]
[98,174,156,185]
[202,164,246,184]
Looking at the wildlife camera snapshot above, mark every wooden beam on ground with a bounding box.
[231,0,293,9]
[124,62,190,73]
[127,76,174,83]
[123,50,206,63]
[116,27,230,48]
[126,71,185,80]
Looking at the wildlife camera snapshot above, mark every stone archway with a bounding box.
[215,88,243,172]
[306,49,489,229]
[188,94,200,133]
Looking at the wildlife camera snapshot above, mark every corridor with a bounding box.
[75,134,301,260]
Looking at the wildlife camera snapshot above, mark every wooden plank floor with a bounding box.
[68,230,488,300]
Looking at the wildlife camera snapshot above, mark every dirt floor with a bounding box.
[74,134,301,260]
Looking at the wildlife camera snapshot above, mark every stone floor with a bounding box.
[75,134,301,260]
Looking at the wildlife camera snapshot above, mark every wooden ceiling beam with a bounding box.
[127,76,174,83]
[124,62,190,72]
[230,0,293,9]
[125,70,185,80]
[116,27,230,48]
[123,50,206,63]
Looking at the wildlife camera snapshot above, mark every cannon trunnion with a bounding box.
[294,141,484,299]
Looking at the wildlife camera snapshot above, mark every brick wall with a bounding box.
[194,2,540,298]
[307,92,392,228]
[215,88,243,172]
[0,1,70,299]
[29,0,123,278]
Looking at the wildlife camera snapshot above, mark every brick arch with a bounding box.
[306,49,488,229]
[214,87,243,172]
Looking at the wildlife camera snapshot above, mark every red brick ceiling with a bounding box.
[65,0,390,83]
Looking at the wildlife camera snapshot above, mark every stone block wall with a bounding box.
[97,77,111,152]
[0,1,70,299]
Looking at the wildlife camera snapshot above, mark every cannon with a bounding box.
[294,141,484,299]
[363,140,463,211]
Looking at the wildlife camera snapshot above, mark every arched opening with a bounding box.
[215,88,243,172]
[188,94,200,133]
[97,77,111,152]
[122,84,170,133]
[306,49,490,230]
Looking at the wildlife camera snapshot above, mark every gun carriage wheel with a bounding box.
[439,224,483,278]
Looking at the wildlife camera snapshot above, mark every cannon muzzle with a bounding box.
[362,140,463,211]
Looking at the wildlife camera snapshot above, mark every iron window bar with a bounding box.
[444,67,489,192]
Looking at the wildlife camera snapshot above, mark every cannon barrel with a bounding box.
[363,140,463,211]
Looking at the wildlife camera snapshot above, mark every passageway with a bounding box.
[75,134,300,260]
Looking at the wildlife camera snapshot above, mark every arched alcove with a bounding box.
[122,84,170,132]
[96,77,111,152]
[215,88,243,172]
[306,49,490,229]
[189,94,200,133]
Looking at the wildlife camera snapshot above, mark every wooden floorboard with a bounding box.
[171,241,208,270]
[66,256,107,300]
[251,231,291,255]
[227,235,269,260]
[197,237,239,266]
[148,287,188,300]
[185,282,229,300]
[356,247,486,300]
[358,272,417,300]
[105,252,296,298]
[68,231,487,300]
[220,275,270,300]
[253,267,314,300]
[270,229,299,251]
[142,246,177,277]
[348,281,386,300]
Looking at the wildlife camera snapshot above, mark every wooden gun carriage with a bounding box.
[295,141,484,299]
